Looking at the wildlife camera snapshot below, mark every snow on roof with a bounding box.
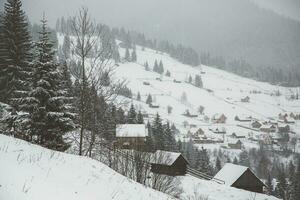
[116,124,148,138]
[151,150,185,166]
[260,124,275,129]
[214,163,248,186]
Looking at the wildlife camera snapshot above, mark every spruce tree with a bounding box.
[146,94,152,105]
[131,48,137,62]
[153,60,159,73]
[195,75,203,88]
[215,157,222,173]
[2,0,33,104]
[152,113,164,150]
[158,60,164,74]
[127,104,137,124]
[125,48,130,61]
[137,92,141,101]
[144,61,149,71]
[165,70,171,77]
[276,166,287,200]
[29,16,74,151]
[137,111,144,124]
[0,12,8,100]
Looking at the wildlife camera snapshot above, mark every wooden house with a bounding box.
[116,124,148,149]
[231,133,246,139]
[283,116,295,124]
[251,121,262,129]
[209,127,226,134]
[260,124,276,133]
[235,115,252,122]
[278,124,290,133]
[214,163,266,193]
[149,103,160,108]
[212,114,227,124]
[228,140,243,149]
[183,110,198,118]
[150,150,189,176]
[173,79,182,83]
[241,96,250,103]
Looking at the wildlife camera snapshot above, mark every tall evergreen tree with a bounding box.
[29,16,74,151]
[136,92,141,101]
[144,61,149,71]
[0,12,8,100]
[137,111,144,124]
[195,75,203,88]
[2,0,33,104]
[125,47,130,61]
[131,48,137,62]
[127,104,137,124]
[152,113,164,150]
[276,166,287,200]
[146,94,152,105]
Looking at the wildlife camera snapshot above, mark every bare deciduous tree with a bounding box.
[70,7,125,156]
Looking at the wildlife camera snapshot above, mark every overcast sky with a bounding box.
[0,0,299,27]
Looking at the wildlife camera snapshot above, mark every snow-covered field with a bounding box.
[0,134,279,200]
[0,134,174,200]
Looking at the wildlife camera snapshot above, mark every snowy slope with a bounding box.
[0,134,174,200]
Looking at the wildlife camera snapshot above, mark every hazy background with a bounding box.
[1,0,300,70]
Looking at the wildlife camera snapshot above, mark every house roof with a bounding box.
[116,124,148,138]
[260,124,275,129]
[150,150,188,166]
[212,113,226,119]
[214,163,264,187]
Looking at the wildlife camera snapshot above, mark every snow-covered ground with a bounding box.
[0,134,279,200]
[0,134,174,200]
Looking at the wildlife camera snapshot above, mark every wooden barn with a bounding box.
[241,96,250,103]
[234,115,252,122]
[214,163,266,193]
[115,124,148,149]
[228,140,243,149]
[251,121,262,129]
[149,103,160,108]
[150,150,189,176]
[212,114,227,124]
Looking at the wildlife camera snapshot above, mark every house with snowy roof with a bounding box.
[116,124,148,149]
[150,150,189,176]
[214,163,266,193]
[211,113,227,123]
[260,124,276,133]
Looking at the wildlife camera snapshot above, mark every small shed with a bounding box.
[116,124,148,149]
[235,115,252,122]
[278,124,290,133]
[228,140,243,149]
[212,114,227,124]
[241,96,250,103]
[149,103,160,108]
[214,163,266,193]
[251,121,262,129]
[150,150,189,176]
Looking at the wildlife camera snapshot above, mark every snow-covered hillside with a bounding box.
[0,134,174,200]
[0,134,279,200]
[113,44,300,152]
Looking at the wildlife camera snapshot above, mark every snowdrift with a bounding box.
[0,134,174,200]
